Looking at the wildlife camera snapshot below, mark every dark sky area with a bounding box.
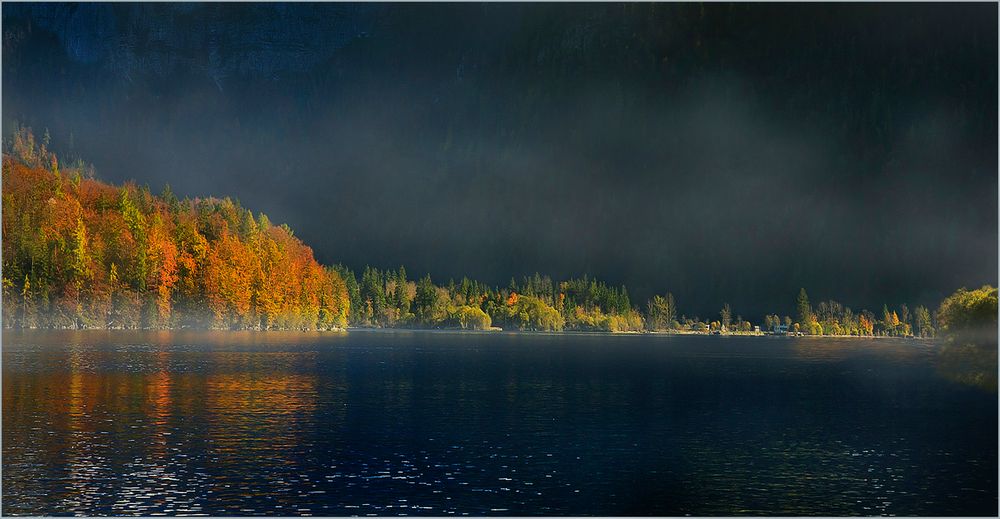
[2,2,997,319]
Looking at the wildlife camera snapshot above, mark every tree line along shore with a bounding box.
[3,127,996,338]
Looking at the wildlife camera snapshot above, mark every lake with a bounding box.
[2,330,996,516]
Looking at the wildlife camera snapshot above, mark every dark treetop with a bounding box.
[3,3,996,318]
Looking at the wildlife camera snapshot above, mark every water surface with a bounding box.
[3,330,996,515]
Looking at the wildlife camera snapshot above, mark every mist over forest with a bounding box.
[2,3,996,318]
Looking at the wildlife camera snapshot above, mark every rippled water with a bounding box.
[3,330,996,515]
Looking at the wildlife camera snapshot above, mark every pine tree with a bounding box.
[415,275,437,325]
[394,266,410,317]
[914,305,933,337]
[797,288,812,328]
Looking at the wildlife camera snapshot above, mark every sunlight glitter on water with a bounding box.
[2,330,996,516]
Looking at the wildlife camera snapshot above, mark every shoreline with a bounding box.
[1,326,940,342]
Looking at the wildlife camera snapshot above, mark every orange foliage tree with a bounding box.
[2,127,348,330]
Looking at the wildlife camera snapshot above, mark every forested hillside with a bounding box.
[329,266,644,332]
[2,127,991,336]
[2,127,349,330]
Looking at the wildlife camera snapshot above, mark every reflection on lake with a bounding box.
[937,340,998,392]
[3,330,996,515]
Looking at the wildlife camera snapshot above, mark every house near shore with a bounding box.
[772,323,789,335]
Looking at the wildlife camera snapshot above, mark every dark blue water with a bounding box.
[2,330,996,516]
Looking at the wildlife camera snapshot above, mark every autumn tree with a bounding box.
[646,293,677,331]
[936,285,998,338]
[2,128,348,330]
